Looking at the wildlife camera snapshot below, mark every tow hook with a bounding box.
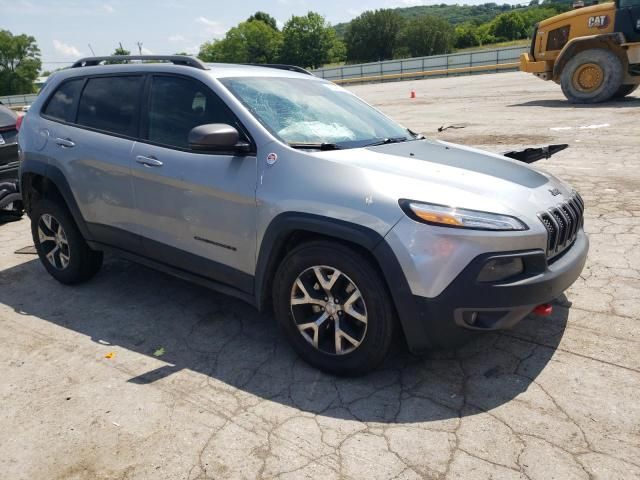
[533,304,553,316]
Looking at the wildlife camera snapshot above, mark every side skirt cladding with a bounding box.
[86,223,254,298]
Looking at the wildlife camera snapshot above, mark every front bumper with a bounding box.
[399,230,589,352]
[519,53,553,80]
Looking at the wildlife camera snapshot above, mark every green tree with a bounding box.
[105,45,131,64]
[473,22,494,45]
[327,38,347,65]
[521,7,558,33]
[247,11,278,30]
[490,12,528,41]
[0,30,41,95]
[280,12,344,68]
[455,23,480,48]
[113,45,130,56]
[398,16,455,57]
[198,20,283,64]
[344,9,404,63]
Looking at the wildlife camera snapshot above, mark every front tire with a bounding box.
[31,199,103,284]
[560,49,623,104]
[273,241,395,376]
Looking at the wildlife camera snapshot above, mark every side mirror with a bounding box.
[188,124,251,153]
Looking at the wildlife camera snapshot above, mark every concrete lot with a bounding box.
[1,71,639,479]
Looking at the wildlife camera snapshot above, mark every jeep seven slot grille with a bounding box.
[538,193,584,260]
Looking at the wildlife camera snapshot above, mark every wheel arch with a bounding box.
[20,160,92,240]
[255,213,382,309]
[553,33,627,81]
[254,212,427,350]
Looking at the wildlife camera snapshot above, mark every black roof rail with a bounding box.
[247,64,314,76]
[71,55,208,70]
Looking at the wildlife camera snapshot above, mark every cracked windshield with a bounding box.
[220,77,414,148]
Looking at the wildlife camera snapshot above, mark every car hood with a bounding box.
[311,138,573,219]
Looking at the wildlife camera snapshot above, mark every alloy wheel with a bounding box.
[38,214,70,270]
[290,265,368,355]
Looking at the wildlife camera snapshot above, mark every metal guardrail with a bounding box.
[0,46,528,105]
[311,46,527,84]
[0,93,38,107]
[333,62,521,85]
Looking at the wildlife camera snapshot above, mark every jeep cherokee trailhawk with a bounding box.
[18,56,588,375]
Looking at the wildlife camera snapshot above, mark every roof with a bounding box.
[64,55,315,81]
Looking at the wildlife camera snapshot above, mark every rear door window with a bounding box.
[42,78,84,123]
[145,75,239,149]
[77,76,143,137]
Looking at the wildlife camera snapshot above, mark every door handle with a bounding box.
[55,137,75,148]
[136,155,163,167]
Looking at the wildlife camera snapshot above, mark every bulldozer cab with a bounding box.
[616,0,640,41]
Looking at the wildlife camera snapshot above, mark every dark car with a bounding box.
[0,104,20,182]
[0,104,23,222]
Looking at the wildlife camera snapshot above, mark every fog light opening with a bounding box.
[463,311,478,326]
[461,310,508,329]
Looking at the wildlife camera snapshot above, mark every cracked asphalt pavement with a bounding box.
[1,72,639,479]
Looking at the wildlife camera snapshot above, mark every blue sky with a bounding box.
[4,0,523,71]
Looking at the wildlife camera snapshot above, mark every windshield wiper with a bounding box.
[288,142,342,151]
[363,136,409,148]
[407,128,425,140]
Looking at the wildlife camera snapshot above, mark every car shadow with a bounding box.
[508,97,640,108]
[0,254,569,424]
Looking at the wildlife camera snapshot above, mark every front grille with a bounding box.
[538,192,584,260]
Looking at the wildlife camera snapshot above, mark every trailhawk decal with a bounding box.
[587,15,610,29]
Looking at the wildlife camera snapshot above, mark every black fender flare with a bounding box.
[254,212,430,351]
[20,159,92,240]
[553,33,626,80]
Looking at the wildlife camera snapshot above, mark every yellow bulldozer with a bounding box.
[520,0,640,103]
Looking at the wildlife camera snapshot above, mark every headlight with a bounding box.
[399,200,528,231]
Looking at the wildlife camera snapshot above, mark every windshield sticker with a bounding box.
[266,152,278,165]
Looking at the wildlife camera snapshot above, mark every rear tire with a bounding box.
[560,49,623,104]
[613,84,638,98]
[0,182,24,223]
[273,241,395,376]
[31,199,103,284]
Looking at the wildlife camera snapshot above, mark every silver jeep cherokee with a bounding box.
[18,55,588,375]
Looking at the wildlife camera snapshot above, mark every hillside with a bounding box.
[332,1,573,37]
